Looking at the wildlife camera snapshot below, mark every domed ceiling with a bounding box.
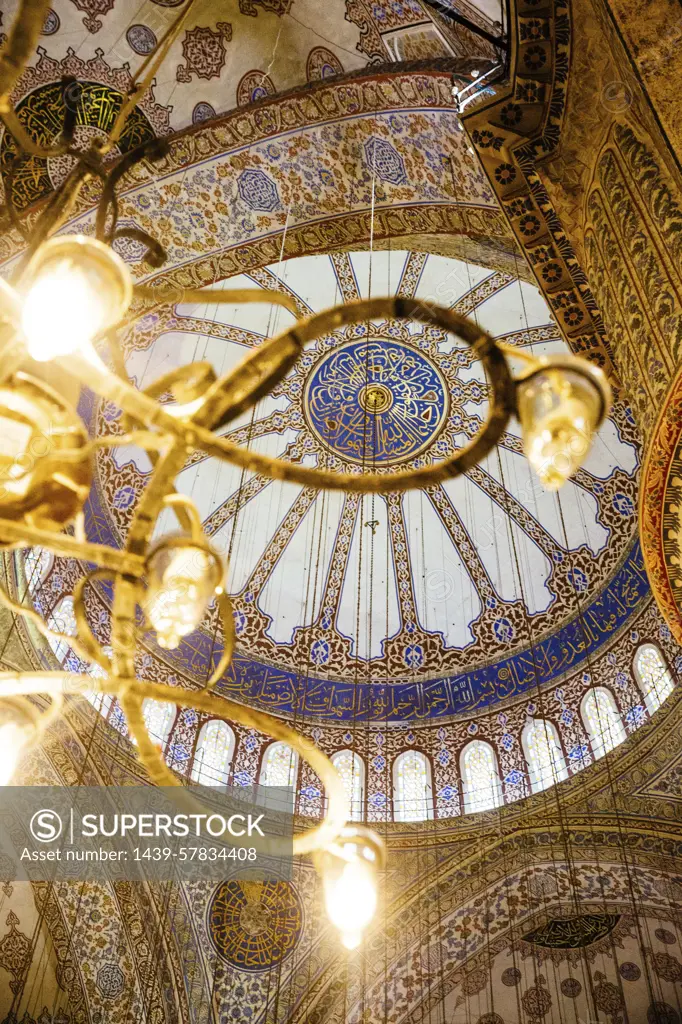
[76,249,644,722]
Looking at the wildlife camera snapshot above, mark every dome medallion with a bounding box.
[304,338,449,465]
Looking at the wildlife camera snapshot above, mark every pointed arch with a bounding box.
[46,596,76,663]
[522,719,568,793]
[393,750,432,823]
[634,643,674,716]
[191,719,235,788]
[331,749,365,822]
[142,699,176,750]
[85,645,114,720]
[461,740,502,813]
[23,547,53,595]
[581,687,626,758]
[260,741,299,787]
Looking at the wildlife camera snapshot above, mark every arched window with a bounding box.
[261,742,298,787]
[393,751,432,823]
[142,699,175,749]
[47,596,76,663]
[87,690,114,718]
[461,741,501,813]
[191,720,235,788]
[634,643,674,716]
[86,646,114,720]
[331,750,365,822]
[24,547,53,595]
[522,719,568,793]
[582,687,626,758]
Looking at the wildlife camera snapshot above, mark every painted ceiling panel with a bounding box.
[277,255,341,311]
[225,476,306,594]
[414,254,490,307]
[334,494,401,661]
[442,471,553,613]
[475,279,555,335]
[260,488,347,644]
[404,489,481,648]
[483,445,610,555]
[176,279,298,336]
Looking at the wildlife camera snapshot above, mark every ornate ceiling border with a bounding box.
[461,0,617,379]
[0,63,512,259]
[640,364,682,645]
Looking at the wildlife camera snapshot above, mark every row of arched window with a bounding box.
[39,575,676,820]
[130,643,675,821]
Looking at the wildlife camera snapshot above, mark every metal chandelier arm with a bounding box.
[118,678,350,856]
[58,297,517,494]
[0,668,350,857]
[0,520,147,576]
[132,285,300,318]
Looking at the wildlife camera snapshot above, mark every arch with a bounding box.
[46,596,76,663]
[331,750,365,822]
[581,687,626,758]
[191,719,235,788]
[260,741,299,787]
[634,643,674,717]
[142,699,175,750]
[393,750,432,823]
[461,740,502,813]
[522,719,568,793]
[23,547,53,595]
[85,645,114,720]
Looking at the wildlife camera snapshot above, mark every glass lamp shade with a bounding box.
[0,373,92,529]
[20,235,132,362]
[516,360,610,491]
[316,825,385,949]
[145,537,224,650]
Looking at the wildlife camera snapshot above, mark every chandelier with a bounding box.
[0,0,611,950]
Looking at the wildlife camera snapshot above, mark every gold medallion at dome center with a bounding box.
[239,901,272,936]
[359,382,393,414]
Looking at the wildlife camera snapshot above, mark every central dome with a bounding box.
[57,249,641,720]
[304,337,449,465]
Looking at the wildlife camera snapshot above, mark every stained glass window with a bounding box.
[47,596,76,663]
[582,687,626,758]
[87,691,114,717]
[261,742,298,787]
[331,750,365,821]
[23,547,52,593]
[191,719,234,788]
[142,698,175,750]
[86,646,114,719]
[634,643,674,716]
[522,719,568,793]
[461,741,501,813]
[393,750,432,823]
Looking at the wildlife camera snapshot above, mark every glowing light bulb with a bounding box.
[145,538,223,650]
[317,826,385,950]
[325,858,377,949]
[20,236,132,362]
[516,359,611,491]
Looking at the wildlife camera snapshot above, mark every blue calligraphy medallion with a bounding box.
[304,339,449,465]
